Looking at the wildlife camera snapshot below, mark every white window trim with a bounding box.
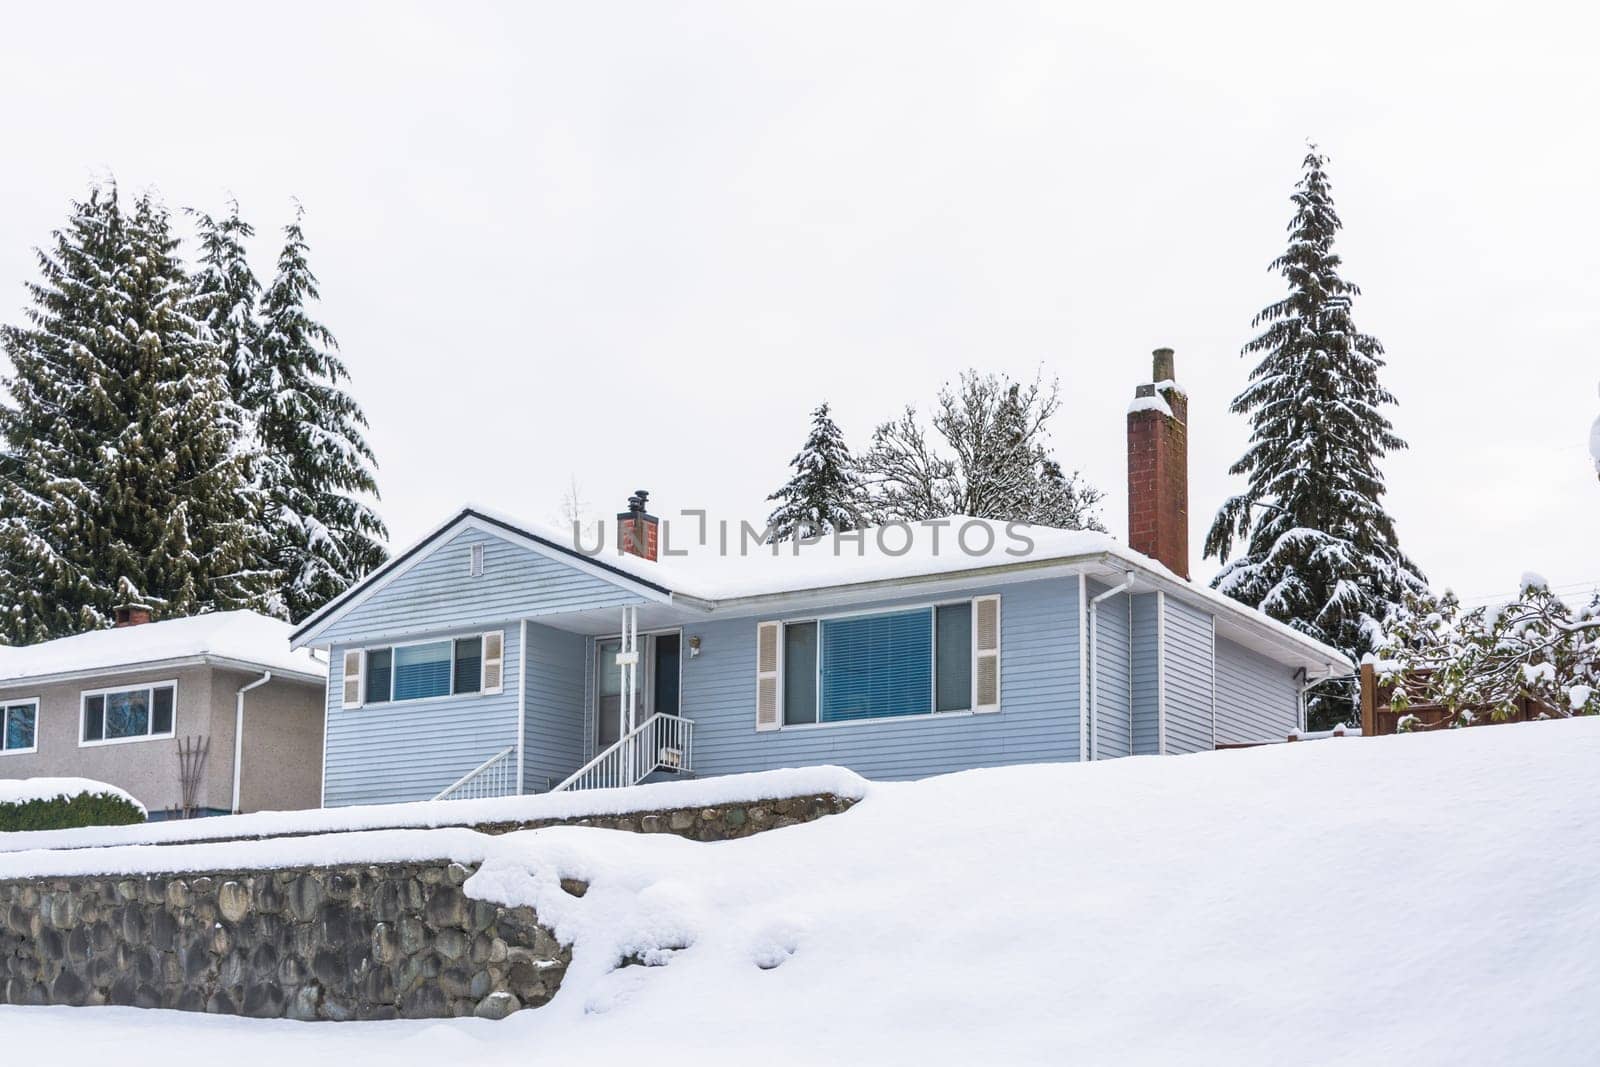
[79,679,178,748]
[348,630,506,710]
[0,697,40,756]
[769,597,989,732]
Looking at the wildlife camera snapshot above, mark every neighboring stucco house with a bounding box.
[0,610,327,818]
[293,350,1355,807]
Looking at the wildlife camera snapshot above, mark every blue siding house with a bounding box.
[291,351,1353,805]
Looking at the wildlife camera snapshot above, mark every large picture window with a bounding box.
[780,602,977,726]
[2,699,37,754]
[355,631,503,706]
[81,682,176,745]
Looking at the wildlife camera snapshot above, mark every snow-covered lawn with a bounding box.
[5,720,1598,1065]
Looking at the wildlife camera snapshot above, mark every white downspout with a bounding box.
[233,670,272,814]
[1087,571,1135,761]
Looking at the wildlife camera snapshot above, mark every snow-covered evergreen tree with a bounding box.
[250,206,387,622]
[862,371,1105,529]
[0,184,271,642]
[766,403,871,541]
[190,200,262,401]
[1205,147,1425,724]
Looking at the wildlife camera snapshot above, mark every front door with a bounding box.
[595,632,681,751]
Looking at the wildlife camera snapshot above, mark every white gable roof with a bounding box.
[0,611,325,688]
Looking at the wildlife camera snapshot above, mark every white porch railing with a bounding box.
[433,745,517,801]
[551,713,695,792]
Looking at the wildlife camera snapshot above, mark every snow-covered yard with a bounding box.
[5,720,1598,1065]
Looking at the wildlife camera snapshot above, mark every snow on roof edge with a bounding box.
[0,611,325,689]
[296,503,1351,674]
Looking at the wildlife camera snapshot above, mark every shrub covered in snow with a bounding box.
[1374,576,1600,727]
[0,778,146,832]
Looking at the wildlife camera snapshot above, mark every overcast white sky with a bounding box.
[2,2,1596,604]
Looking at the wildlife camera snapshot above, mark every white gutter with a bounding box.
[1087,570,1135,761]
[232,671,273,814]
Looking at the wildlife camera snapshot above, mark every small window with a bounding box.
[366,648,393,703]
[468,543,484,577]
[453,636,483,695]
[783,622,818,725]
[357,632,503,705]
[1,700,38,754]
[935,602,973,712]
[81,682,176,744]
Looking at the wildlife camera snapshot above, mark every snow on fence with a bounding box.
[1358,663,1562,735]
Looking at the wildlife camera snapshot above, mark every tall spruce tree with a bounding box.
[766,402,870,541]
[0,184,271,642]
[249,206,386,622]
[190,200,262,400]
[1205,147,1424,724]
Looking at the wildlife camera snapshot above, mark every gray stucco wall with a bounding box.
[229,672,325,813]
[0,664,322,816]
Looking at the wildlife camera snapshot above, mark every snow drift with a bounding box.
[4,720,1598,1065]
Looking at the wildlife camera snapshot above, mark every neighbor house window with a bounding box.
[81,682,176,745]
[1,699,38,754]
[779,602,978,725]
[354,631,504,706]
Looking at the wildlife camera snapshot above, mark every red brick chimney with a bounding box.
[616,490,660,561]
[1126,347,1189,579]
[113,604,153,627]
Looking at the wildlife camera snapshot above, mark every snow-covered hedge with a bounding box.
[0,778,146,832]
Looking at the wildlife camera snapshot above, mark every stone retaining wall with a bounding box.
[0,790,859,1020]
[470,791,856,841]
[0,861,570,1021]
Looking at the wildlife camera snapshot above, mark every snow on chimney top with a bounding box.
[1126,348,1189,579]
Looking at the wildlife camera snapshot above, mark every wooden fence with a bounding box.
[1358,663,1560,736]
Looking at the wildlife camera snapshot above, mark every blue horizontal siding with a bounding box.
[316,525,645,646]
[1089,580,1131,759]
[1130,593,1160,755]
[1214,637,1301,744]
[523,622,586,793]
[1163,597,1214,754]
[680,577,1081,782]
[324,622,521,806]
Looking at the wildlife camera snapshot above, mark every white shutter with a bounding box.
[482,631,505,694]
[342,650,364,709]
[756,621,782,731]
[973,595,1001,713]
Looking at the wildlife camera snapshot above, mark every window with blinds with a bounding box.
[770,599,993,726]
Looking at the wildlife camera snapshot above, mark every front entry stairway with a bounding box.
[431,713,696,801]
[551,712,695,792]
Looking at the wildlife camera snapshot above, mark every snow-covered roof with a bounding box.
[0,610,325,689]
[295,506,1352,675]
